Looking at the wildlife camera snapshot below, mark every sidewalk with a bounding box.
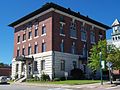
[11,82,115,89]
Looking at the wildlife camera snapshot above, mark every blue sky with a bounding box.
[0,0,119,64]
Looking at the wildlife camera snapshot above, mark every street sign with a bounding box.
[64,72,68,80]
[106,62,113,68]
[101,61,105,69]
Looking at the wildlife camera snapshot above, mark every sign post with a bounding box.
[106,62,113,84]
[99,52,103,85]
[64,72,68,80]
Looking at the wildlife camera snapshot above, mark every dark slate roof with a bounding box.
[8,2,111,29]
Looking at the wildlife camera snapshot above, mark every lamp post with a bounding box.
[99,52,103,85]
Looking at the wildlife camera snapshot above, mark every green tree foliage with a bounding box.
[107,45,120,70]
[88,39,120,71]
[88,40,107,71]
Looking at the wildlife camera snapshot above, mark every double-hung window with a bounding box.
[71,42,75,54]
[60,23,64,35]
[81,28,86,41]
[17,35,20,43]
[42,25,46,35]
[28,31,32,39]
[70,22,76,38]
[28,46,31,55]
[35,24,38,37]
[17,49,20,57]
[42,43,46,52]
[22,48,25,55]
[41,60,45,70]
[90,31,95,43]
[34,44,38,54]
[61,60,65,71]
[60,40,64,52]
[23,33,26,41]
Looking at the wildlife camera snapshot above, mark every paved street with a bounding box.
[1,83,120,90]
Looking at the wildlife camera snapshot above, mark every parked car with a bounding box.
[0,76,7,83]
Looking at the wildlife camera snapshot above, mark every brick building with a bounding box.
[0,67,11,77]
[9,3,110,80]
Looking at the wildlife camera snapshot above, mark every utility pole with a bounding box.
[99,52,103,85]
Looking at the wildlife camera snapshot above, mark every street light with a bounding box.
[99,52,103,85]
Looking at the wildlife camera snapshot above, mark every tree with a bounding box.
[107,45,120,70]
[88,39,120,71]
[0,63,4,67]
[88,40,107,71]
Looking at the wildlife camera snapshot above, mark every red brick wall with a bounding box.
[13,12,53,58]
[0,68,11,76]
[52,12,106,55]
[13,11,106,58]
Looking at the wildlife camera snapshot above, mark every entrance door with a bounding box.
[28,64,32,75]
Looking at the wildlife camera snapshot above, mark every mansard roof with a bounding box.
[8,2,111,29]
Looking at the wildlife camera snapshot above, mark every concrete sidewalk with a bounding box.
[11,82,114,89]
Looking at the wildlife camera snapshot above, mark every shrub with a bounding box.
[70,68,85,80]
[34,76,40,81]
[41,73,50,81]
[60,77,66,81]
[53,78,60,81]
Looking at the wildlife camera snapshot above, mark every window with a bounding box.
[99,32,103,39]
[60,23,64,34]
[83,44,87,57]
[60,16,64,22]
[35,25,38,37]
[70,22,76,38]
[23,33,26,41]
[90,31,95,43]
[17,49,20,57]
[42,43,46,52]
[41,60,45,70]
[42,26,46,35]
[34,61,38,72]
[71,42,75,54]
[60,40,64,52]
[73,61,77,69]
[34,44,38,54]
[115,37,117,40]
[17,35,20,43]
[81,30,86,41]
[22,48,25,55]
[118,36,120,39]
[28,31,32,39]
[113,37,114,41]
[61,60,65,71]
[28,46,31,55]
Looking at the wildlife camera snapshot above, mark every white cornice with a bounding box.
[54,9,106,30]
[14,8,55,28]
[14,7,106,31]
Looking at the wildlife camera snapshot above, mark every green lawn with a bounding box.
[27,80,102,85]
